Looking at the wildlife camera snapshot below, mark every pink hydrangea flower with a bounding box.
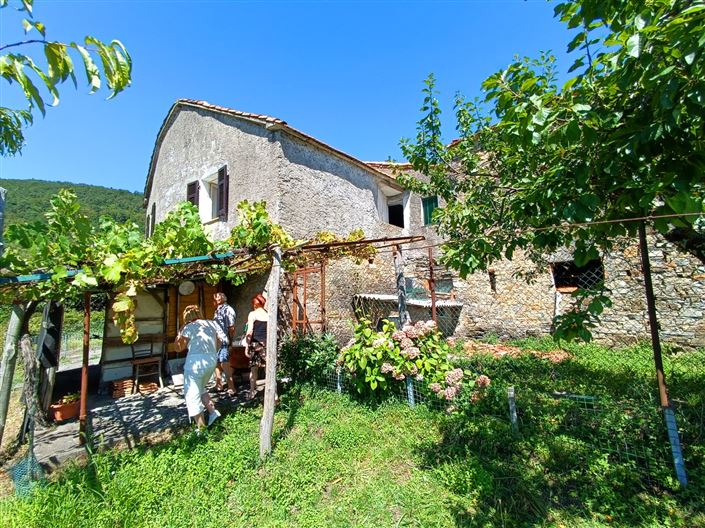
[405,347,420,360]
[446,337,457,347]
[372,337,387,349]
[403,325,419,339]
[393,370,406,380]
[445,368,464,385]
[400,337,414,350]
[444,386,458,400]
[392,330,406,342]
[429,382,442,393]
[407,364,419,376]
[381,362,394,374]
[475,374,491,389]
[424,320,437,331]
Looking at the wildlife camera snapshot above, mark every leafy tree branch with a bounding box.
[0,0,132,156]
[399,0,705,341]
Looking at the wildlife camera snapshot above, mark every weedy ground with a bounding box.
[0,338,703,527]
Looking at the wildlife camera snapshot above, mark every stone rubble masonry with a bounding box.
[396,233,704,350]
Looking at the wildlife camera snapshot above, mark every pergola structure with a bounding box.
[0,234,424,460]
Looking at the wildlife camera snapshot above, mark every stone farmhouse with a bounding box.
[101,99,705,385]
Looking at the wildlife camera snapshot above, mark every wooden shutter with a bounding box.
[422,196,438,226]
[186,181,199,207]
[150,203,156,236]
[217,166,229,221]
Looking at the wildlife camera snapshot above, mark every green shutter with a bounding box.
[422,196,438,225]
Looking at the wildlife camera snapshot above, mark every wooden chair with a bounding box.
[131,340,164,393]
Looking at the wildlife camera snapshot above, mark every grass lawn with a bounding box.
[1,379,703,528]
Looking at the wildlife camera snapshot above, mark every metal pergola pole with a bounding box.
[638,221,687,487]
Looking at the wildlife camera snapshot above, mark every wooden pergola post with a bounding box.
[260,246,282,459]
[428,247,437,325]
[79,292,91,445]
[0,303,26,446]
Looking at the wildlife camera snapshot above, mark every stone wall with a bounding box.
[320,254,398,344]
[400,234,705,350]
[590,235,705,349]
[276,133,404,240]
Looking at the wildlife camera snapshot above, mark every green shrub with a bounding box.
[279,332,339,385]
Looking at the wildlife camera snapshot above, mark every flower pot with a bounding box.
[49,400,80,422]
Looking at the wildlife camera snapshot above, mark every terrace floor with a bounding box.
[32,383,251,472]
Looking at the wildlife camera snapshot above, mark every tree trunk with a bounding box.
[0,186,6,258]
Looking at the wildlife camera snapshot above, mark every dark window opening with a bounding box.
[388,204,404,228]
[422,196,438,226]
[551,259,604,292]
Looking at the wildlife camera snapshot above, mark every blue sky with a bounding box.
[0,0,573,193]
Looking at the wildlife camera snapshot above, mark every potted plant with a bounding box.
[49,392,81,422]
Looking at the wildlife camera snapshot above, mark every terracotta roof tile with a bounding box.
[177,99,288,126]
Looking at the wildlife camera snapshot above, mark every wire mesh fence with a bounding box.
[282,228,704,488]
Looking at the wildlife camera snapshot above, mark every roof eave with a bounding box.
[143,100,403,205]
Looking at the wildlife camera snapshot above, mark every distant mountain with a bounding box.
[0,179,144,229]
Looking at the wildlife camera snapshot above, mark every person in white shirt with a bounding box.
[175,305,227,429]
[245,293,268,399]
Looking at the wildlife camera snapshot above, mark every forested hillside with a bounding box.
[0,179,144,228]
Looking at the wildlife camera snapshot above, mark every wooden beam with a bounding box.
[79,292,91,445]
[393,245,411,327]
[0,303,25,446]
[260,246,282,459]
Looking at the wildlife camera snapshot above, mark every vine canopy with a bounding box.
[0,190,374,343]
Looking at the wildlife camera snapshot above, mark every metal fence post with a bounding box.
[406,377,416,408]
[508,386,518,434]
[336,368,342,394]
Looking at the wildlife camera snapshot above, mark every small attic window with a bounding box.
[387,195,405,229]
[551,259,605,293]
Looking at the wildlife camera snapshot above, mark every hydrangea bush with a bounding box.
[338,319,489,402]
